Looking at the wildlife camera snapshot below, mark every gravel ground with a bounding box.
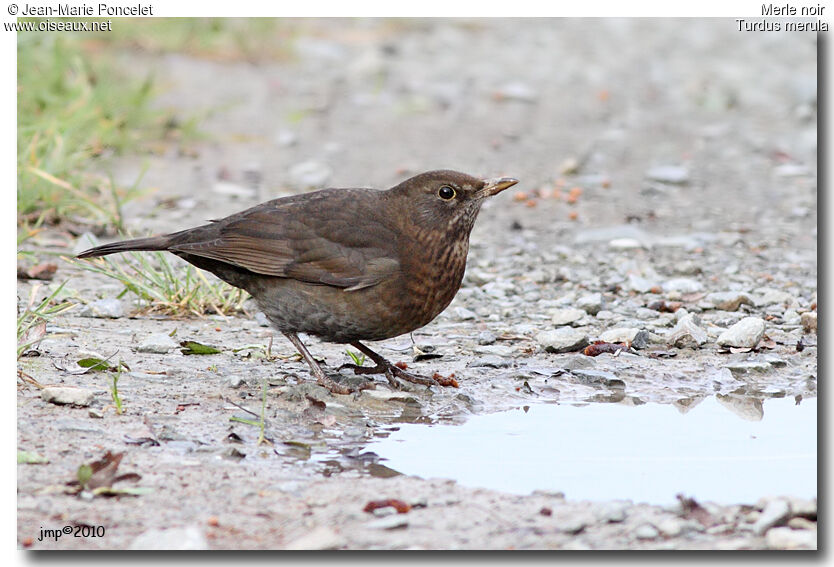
[17,19,817,550]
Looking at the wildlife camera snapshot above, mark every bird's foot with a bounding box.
[342,343,459,390]
[337,361,427,389]
[283,331,375,394]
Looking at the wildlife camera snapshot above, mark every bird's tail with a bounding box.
[76,236,172,259]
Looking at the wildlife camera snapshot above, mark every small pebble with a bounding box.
[362,389,418,403]
[787,517,816,530]
[477,331,497,345]
[454,307,477,320]
[473,344,514,357]
[79,299,124,319]
[467,355,511,368]
[753,498,791,535]
[536,328,590,353]
[766,527,816,549]
[754,287,794,306]
[716,317,766,348]
[597,501,628,523]
[627,274,659,294]
[663,278,703,293]
[634,523,660,539]
[136,333,179,354]
[667,314,708,348]
[609,238,643,250]
[576,293,604,315]
[705,292,753,312]
[550,308,585,326]
[785,497,817,517]
[571,369,625,389]
[41,387,95,407]
[655,518,684,537]
[598,328,649,349]
[559,516,589,535]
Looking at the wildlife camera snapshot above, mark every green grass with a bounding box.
[17,29,198,230]
[18,19,298,318]
[230,380,270,446]
[110,364,125,415]
[17,18,301,230]
[67,251,249,317]
[17,281,76,358]
[346,349,366,367]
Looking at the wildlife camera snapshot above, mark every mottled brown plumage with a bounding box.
[77,170,518,393]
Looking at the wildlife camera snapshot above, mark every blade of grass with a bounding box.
[67,252,248,317]
[17,281,76,358]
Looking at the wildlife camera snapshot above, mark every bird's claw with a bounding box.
[340,360,450,389]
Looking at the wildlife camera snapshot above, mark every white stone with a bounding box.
[79,298,124,319]
[41,387,95,407]
[609,238,644,250]
[753,287,794,306]
[705,292,753,311]
[576,293,604,315]
[536,328,590,353]
[136,333,179,354]
[753,498,791,535]
[454,306,477,320]
[634,523,659,539]
[716,317,766,348]
[663,278,703,293]
[766,527,816,550]
[599,328,649,349]
[667,314,708,347]
[550,308,585,326]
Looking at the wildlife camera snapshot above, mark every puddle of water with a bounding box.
[368,396,816,505]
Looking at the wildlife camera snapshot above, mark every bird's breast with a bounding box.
[399,229,470,328]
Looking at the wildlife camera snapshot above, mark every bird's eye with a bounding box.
[438,185,456,200]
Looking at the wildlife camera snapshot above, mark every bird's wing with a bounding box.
[168,190,401,291]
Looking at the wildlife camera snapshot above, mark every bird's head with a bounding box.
[391,170,518,236]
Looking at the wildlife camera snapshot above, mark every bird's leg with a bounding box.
[343,341,456,389]
[282,332,374,394]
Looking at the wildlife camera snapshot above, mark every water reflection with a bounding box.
[368,396,816,505]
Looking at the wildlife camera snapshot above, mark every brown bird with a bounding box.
[78,170,518,393]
